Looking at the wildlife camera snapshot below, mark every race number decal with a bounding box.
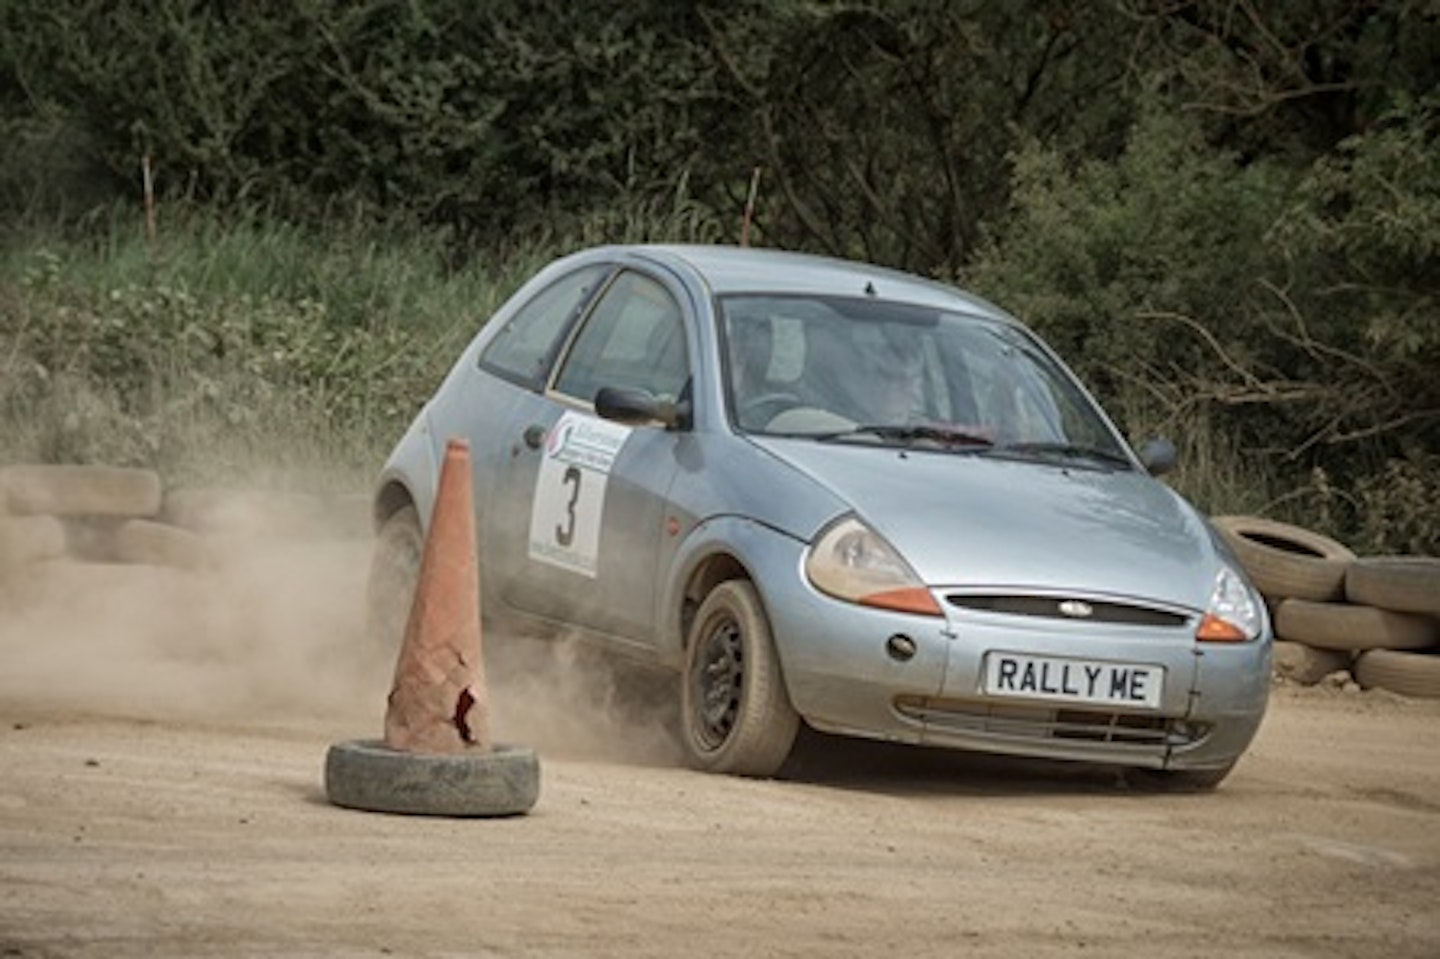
[527,412,632,577]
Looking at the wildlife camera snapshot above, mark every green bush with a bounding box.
[967,102,1440,554]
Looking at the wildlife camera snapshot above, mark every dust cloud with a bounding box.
[0,491,682,767]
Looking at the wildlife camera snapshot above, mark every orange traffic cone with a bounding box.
[383,438,490,755]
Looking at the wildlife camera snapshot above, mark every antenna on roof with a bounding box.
[740,166,762,248]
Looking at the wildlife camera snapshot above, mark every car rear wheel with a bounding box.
[365,505,423,655]
[681,580,799,777]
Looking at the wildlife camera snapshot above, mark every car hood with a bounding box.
[752,439,1218,611]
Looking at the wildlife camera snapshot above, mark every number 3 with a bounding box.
[555,465,581,546]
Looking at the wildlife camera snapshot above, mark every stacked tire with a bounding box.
[1212,516,1440,699]
[1,463,371,594]
[0,465,207,579]
[1345,558,1440,699]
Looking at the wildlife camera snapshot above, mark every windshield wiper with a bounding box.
[817,424,996,448]
[992,441,1133,469]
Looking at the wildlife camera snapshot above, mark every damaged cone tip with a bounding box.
[384,438,491,754]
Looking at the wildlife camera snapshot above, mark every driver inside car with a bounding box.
[728,315,780,430]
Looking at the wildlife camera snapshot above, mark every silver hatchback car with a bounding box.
[368,245,1271,788]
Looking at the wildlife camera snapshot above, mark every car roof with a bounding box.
[597,244,1013,323]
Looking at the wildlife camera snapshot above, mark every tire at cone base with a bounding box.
[1345,556,1440,617]
[1211,515,1354,602]
[1353,648,1440,699]
[0,464,162,518]
[1274,598,1439,652]
[324,740,539,817]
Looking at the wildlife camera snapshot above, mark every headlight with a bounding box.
[804,516,942,616]
[1195,564,1263,642]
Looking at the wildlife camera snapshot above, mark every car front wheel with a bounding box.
[680,580,800,777]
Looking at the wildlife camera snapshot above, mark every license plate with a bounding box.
[983,652,1164,709]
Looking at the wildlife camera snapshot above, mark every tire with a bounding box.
[366,505,423,655]
[1353,648,1440,699]
[680,580,799,777]
[0,464,162,518]
[324,739,539,816]
[1124,762,1237,793]
[1274,598,1438,652]
[1271,639,1352,685]
[1211,515,1355,602]
[1346,557,1440,617]
[0,515,66,568]
[113,519,209,569]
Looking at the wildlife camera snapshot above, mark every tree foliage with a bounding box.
[0,0,725,241]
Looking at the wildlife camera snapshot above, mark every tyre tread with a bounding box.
[324,740,539,816]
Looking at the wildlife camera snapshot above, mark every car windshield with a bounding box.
[719,294,1130,464]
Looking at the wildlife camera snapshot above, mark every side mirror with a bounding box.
[1136,437,1178,477]
[594,386,690,430]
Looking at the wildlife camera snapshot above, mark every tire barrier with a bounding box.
[0,464,163,518]
[1214,515,1440,698]
[0,464,371,586]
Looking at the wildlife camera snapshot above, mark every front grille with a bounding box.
[945,594,1189,628]
[895,695,1207,747]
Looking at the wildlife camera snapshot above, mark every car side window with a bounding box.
[478,264,609,389]
[553,270,689,404]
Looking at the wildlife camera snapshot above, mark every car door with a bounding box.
[492,266,691,653]
[458,262,611,623]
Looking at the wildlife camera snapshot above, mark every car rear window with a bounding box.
[478,264,610,389]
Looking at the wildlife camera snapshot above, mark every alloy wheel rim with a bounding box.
[692,616,744,750]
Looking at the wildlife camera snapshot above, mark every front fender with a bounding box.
[657,514,810,669]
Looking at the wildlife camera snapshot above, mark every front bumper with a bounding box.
[744,534,1271,773]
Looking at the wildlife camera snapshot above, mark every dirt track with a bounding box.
[2,537,1438,958]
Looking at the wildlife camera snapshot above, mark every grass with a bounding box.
[0,205,543,490]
